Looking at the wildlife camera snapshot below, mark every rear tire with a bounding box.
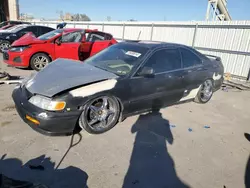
[30,53,51,71]
[79,96,120,134]
[194,79,214,104]
[0,40,11,52]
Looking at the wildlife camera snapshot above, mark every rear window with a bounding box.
[180,47,202,68]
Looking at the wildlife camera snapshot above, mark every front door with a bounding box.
[126,74,165,115]
[127,48,185,114]
[55,31,83,60]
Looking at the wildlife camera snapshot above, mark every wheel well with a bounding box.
[29,52,52,66]
[115,96,124,122]
[203,78,214,86]
[207,78,215,87]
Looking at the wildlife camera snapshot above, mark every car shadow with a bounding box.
[0,133,88,188]
[122,109,190,188]
[244,133,250,188]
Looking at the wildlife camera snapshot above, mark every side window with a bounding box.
[40,27,54,35]
[180,48,202,68]
[86,32,105,42]
[142,49,181,74]
[104,33,112,40]
[61,32,82,43]
[18,27,38,37]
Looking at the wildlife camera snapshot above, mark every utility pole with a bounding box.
[205,0,231,21]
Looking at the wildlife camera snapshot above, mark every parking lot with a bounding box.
[0,57,250,188]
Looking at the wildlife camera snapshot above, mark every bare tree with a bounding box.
[72,14,91,21]
[128,19,137,22]
[56,10,64,21]
[79,14,90,21]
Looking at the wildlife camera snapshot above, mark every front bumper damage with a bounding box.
[12,86,81,136]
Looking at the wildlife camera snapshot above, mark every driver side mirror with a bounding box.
[55,38,61,45]
[137,67,155,78]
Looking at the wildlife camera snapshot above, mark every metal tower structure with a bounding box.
[206,0,232,21]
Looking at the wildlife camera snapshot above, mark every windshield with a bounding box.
[38,29,63,40]
[84,43,149,76]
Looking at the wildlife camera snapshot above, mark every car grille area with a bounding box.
[13,56,22,63]
[3,51,9,60]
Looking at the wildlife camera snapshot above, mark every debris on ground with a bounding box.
[0,71,23,85]
[170,125,176,128]
[1,79,23,85]
[204,125,210,129]
[222,80,250,91]
[221,86,228,92]
[0,72,10,80]
[188,128,193,132]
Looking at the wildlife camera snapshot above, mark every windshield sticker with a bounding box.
[125,51,141,58]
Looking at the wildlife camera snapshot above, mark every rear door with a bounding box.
[179,47,207,101]
[127,48,185,113]
[90,41,111,56]
[87,32,112,56]
[55,31,83,60]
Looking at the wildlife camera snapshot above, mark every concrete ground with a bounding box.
[0,60,250,188]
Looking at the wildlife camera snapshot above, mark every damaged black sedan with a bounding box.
[12,41,224,135]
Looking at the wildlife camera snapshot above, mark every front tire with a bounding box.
[79,96,120,134]
[194,79,214,104]
[30,53,51,71]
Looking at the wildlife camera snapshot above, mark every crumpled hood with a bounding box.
[12,33,45,46]
[24,58,119,97]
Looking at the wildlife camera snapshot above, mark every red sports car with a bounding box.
[3,28,117,71]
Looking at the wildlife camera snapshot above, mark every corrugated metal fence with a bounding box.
[33,20,250,80]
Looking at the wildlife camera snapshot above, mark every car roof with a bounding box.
[8,20,31,24]
[60,28,111,35]
[62,28,84,33]
[120,40,187,49]
[26,25,52,28]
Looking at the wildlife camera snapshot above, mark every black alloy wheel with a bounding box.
[79,96,120,134]
[195,79,214,103]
